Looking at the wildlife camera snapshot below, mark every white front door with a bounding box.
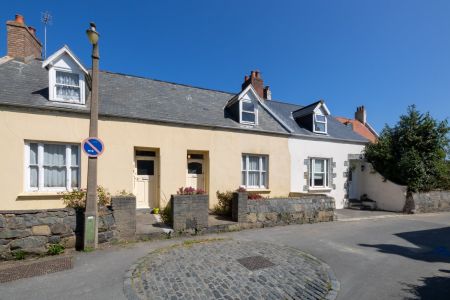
[186,158,204,190]
[134,156,156,209]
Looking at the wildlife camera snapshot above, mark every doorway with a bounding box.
[186,153,205,191]
[134,150,158,209]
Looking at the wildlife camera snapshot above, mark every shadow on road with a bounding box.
[359,226,450,263]
[402,270,450,300]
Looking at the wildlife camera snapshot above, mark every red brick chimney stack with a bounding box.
[6,14,42,60]
[242,70,271,100]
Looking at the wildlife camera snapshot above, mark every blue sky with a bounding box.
[2,1,449,132]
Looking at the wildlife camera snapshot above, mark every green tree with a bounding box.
[365,105,449,192]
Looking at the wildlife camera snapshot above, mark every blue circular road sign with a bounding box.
[82,137,104,157]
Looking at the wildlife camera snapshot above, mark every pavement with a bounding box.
[1,212,449,300]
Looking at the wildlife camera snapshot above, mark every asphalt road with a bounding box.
[1,212,449,300]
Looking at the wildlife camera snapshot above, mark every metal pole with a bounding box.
[84,42,99,250]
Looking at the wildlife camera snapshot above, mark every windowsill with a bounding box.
[245,188,271,194]
[308,187,332,193]
[17,192,64,200]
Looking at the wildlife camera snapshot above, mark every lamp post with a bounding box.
[84,22,100,250]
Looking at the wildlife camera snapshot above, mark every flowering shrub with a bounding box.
[236,187,263,200]
[60,186,111,209]
[176,187,206,195]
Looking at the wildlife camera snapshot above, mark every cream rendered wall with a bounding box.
[288,138,365,209]
[0,109,290,210]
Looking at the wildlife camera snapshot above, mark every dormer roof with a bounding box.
[42,45,88,74]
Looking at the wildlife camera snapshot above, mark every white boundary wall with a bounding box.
[352,161,407,212]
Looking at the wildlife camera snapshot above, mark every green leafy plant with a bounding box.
[365,105,450,192]
[13,250,26,260]
[213,190,233,216]
[60,186,111,208]
[47,244,65,255]
[161,203,172,225]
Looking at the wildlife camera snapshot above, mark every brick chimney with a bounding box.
[6,14,42,60]
[242,70,271,100]
[355,106,367,124]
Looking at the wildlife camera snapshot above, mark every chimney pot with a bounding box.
[28,26,36,35]
[15,14,24,24]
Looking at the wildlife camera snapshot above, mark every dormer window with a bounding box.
[240,100,257,124]
[313,113,327,134]
[42,45,88,105]
[55,71,81,102]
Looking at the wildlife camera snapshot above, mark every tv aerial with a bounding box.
[41,11,52,59]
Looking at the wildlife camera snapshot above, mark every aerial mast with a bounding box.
[40,11,52,59]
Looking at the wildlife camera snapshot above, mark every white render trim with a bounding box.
[42,45,88,74]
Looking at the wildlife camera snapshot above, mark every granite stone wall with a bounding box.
[0,196,136,260]
[233,193,335,226]
[171,194,208,231]
[410,191,450,213]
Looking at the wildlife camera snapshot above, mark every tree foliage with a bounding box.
[365,105,449,192]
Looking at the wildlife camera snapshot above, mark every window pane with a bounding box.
[314,173,325,186]
[44,167,66,187]
[188,162,202,174]
[261,172,267,188]
[315,114,326,122]
[242,156,247,170]
[315,122,326,132]
[136,150,156,157]
[29,143,38,165]
[56,71,79,86]
[242,101,254,111]
[137,160,154,175]
[71,167,79,188]
[314,159,325,173]
[249,156,260,171]
[242,112,255,123]
[30,166,38,187]
[44,144,66,166]
[248,171,259,186]
[71,146,79,166]
[241,171,246,186]
[261,157,267,171]
[56,86,81,101]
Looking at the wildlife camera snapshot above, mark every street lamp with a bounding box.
[84,22,100,250]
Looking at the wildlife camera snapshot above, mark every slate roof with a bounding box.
[0,58,287,135]
[264,100,369,142]
[0,57,368,143]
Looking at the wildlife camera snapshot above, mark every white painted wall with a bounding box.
[351,161,407,212]
[288,138,365,209]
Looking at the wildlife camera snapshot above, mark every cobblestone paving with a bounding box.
[126,239,338,300]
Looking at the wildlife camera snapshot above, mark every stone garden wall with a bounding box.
[171,194,208,231]
[410,191,450,213]
[0,196,136,260]
[233,193,335,226]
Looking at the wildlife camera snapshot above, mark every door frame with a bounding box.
[133,149,159,209]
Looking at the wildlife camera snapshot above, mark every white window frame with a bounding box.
[241,154,268,189]
[309,158,330,189]
[49,67,85,104]
[24,142,80,192]
[239,100,258,125]
[313,113,327,134]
